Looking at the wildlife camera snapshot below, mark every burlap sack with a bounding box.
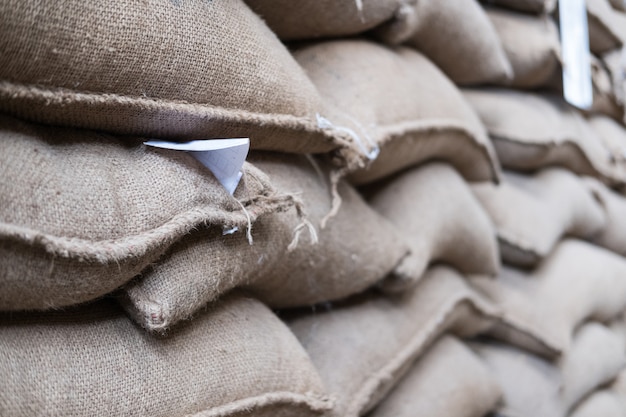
[0,116,301,311]
[294,39,500,185]
[0,292,332,417]
[367,162,499,292]
[122,152,415,332]
[485,7,561,88]
[286,266,502,417]
[587,0,626,54]
[481,0,556,13]
[374,0,513,85]
[0,0,357,156]
[586,55,625,119]
[471,168,606,268]
[249,0,512,86]
[472,240,626,355]
[472,323,625,417]
[246,0,403,40]
[602,48,626,109]
[560,322,626,410]
[464,88,626,185]
[584,177,626,256]
[367,336,502,417]
[570,390,624,417]
[470,341,564,417]
[589,115,626,163]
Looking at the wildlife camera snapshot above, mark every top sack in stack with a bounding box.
[292,39,500,185]
[247,0,513,86]
[0,0,357,158]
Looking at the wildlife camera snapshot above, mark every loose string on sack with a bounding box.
[316,113,380,228]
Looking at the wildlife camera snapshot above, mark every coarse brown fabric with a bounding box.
[246,0,404,40]
[367,162,499,292]
[480,0,556,13]
[294,39,500,185]
[287,266,502,417]
[588,0,626,54]
[249,0,512,86]
[0,116,298,311]
[464,88,626,185]
[584,177,626,257]
[0,0,357,156]
[471,341,564,417]
[472,240,626,356]
[472,323,625,417]
[589,115,626,164]
[485,7,561,88]
[367,336,502,417]
[374,0,513,85]
[122,152,414,332]
[0,292,333,417]
[471,168,606,268]
[560,322,626,411]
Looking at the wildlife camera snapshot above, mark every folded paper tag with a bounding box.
[144,138,250,195]
[559,0,593,109]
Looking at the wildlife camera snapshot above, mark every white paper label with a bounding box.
[559,0,593,109]
[144,138,250,195]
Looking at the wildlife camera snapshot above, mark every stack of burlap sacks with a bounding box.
[3,0,626,416]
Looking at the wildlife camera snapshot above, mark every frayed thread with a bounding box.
[320,168,344,229]
[287,194,319,251]
[235,199,253,245]
[315,114,379,227]
[288,219,318,252]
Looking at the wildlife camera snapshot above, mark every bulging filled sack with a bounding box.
[246,0,403,40]
[602,48,626,111]
[286,266,502,417]
[367,162,499,292]
[367,336,502,417]
[560,322,626,410]
[294,39,500,185]
[470,341,564,417]
[249,0,512,86]
[0,292,333,417]
[586,55,625,119]
[374,0,513,85]
[0,116,298,311]
[122,152,415,332]
[472,240,626,355]
[0,0,358,156]
[584,176,626,257]
[464,88,626,185]
[471,168,606,268]
[589,115,626,166]
[473,321,626,417]
[486,7,561,88]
